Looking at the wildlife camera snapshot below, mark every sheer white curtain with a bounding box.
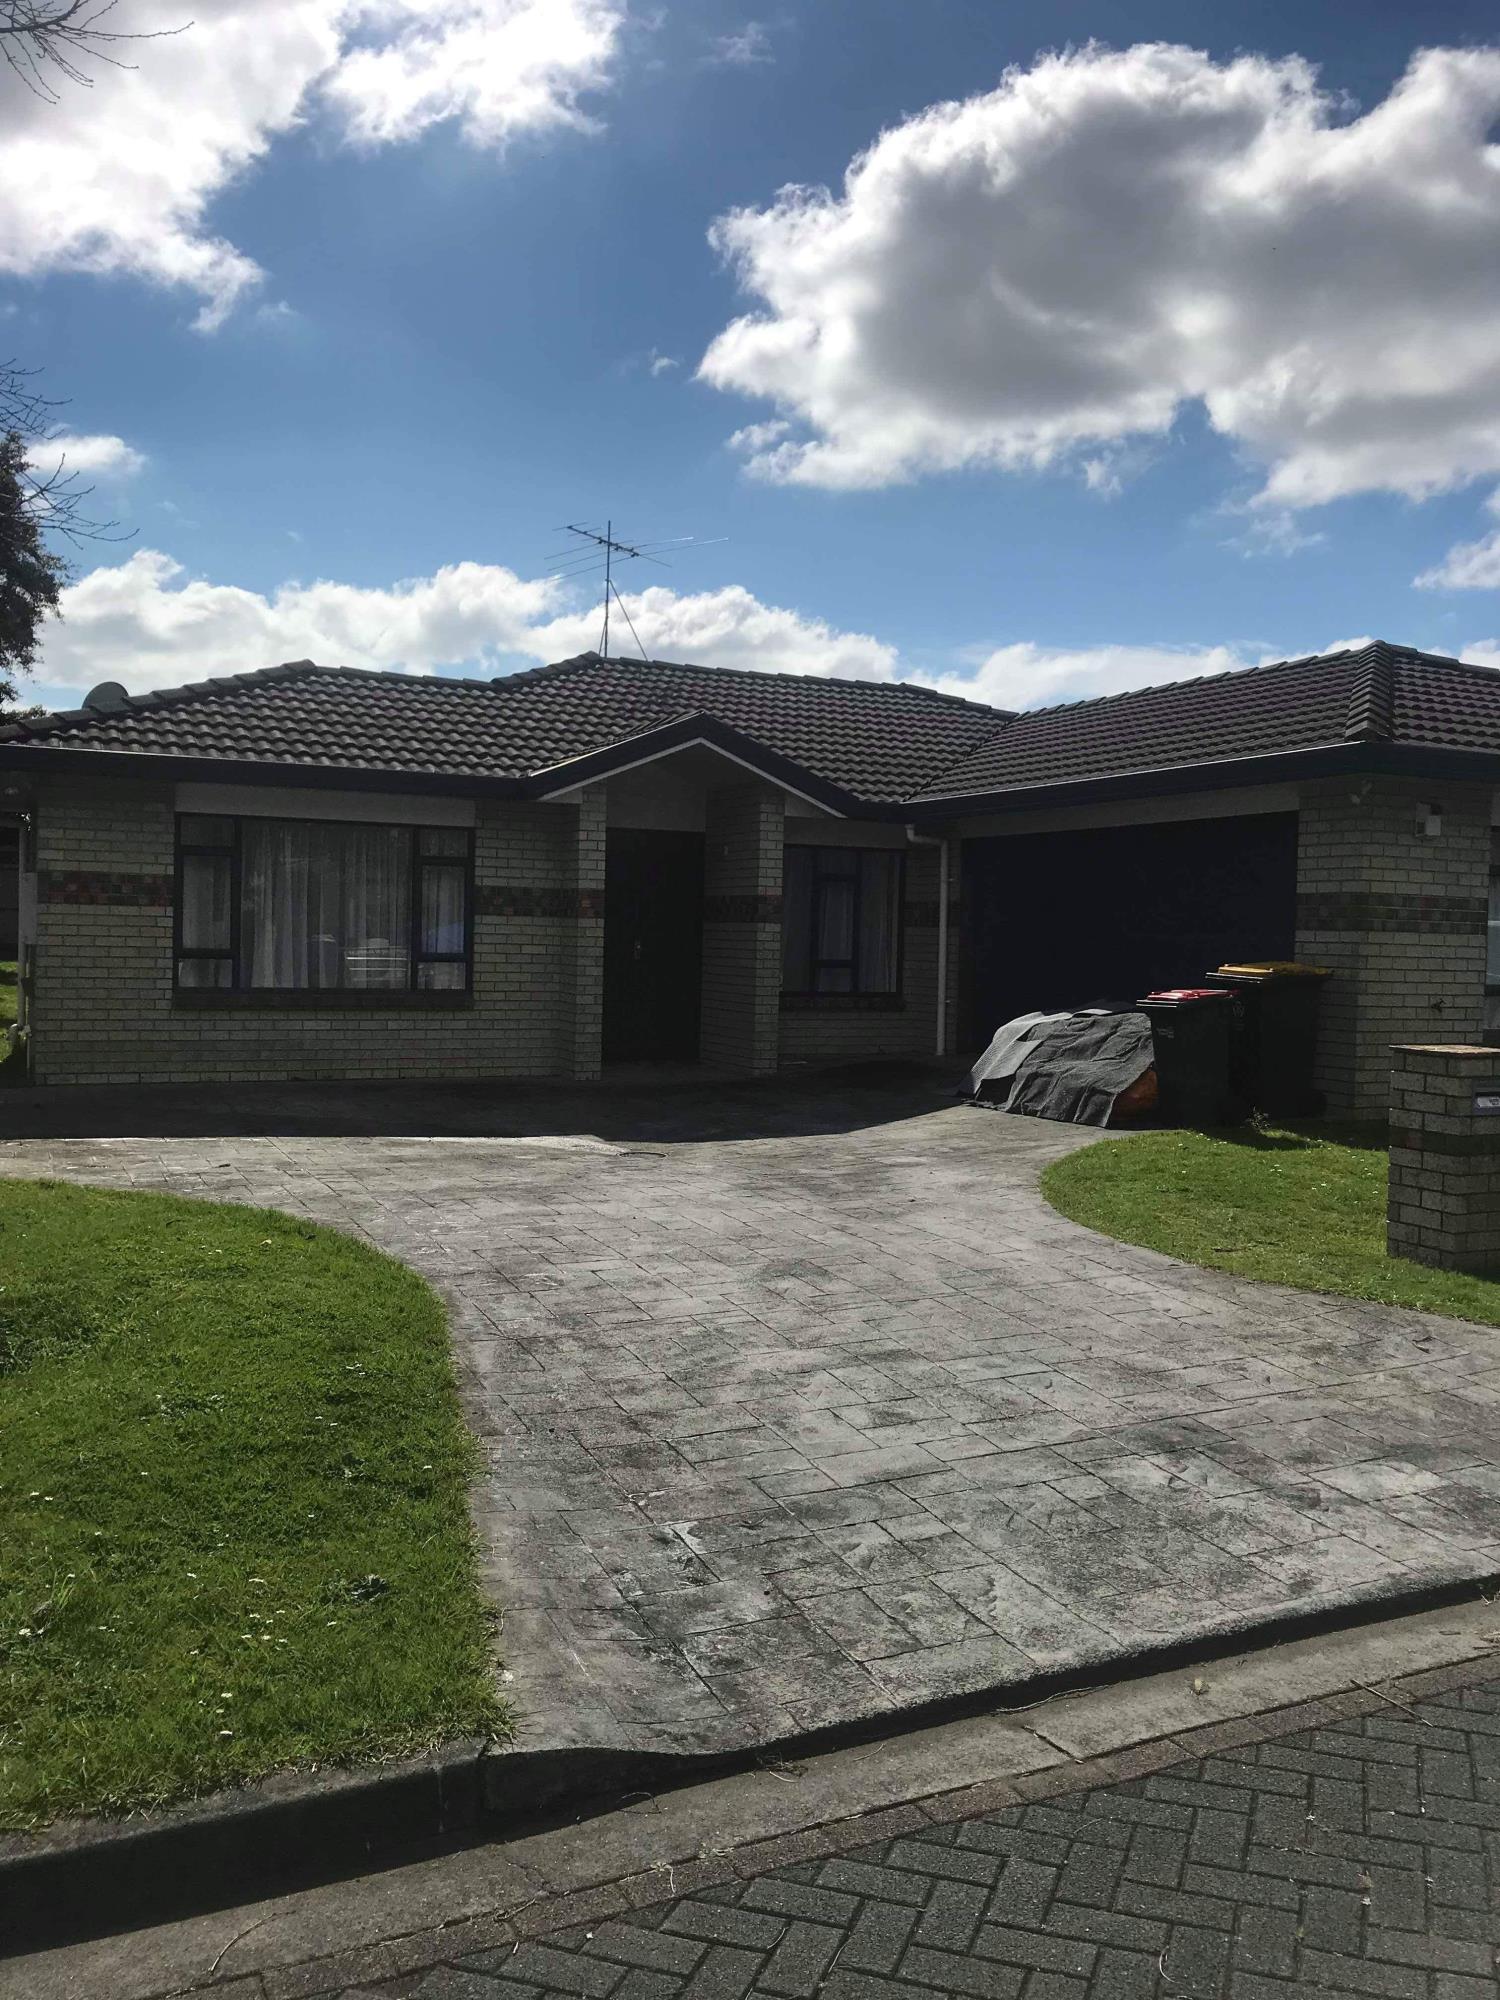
[242,821,411,989]
[857,854,901,993]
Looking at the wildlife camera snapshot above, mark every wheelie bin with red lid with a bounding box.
[1137,987,1248,1128]
[1202,961,1330,1117]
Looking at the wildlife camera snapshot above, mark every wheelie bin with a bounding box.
[1203,962,1330,1118]
[1137,987,1248,1127]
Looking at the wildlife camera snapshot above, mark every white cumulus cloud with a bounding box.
[28,552,1410,721]
[0,0,626,330]
[919,643,1258,712]
[28,554,902,707]
[531,582,901,680]
[324,0,622,148]
[700,41,1500,510]
[27,433,147,479]
[31,549,562,700]
[1416,490,1500,590]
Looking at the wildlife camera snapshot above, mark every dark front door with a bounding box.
[603,829,705,1062]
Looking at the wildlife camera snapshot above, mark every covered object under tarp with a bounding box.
[965,1010,1080,1102]
[964,1009,1156,1127]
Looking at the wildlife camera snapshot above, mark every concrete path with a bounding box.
[6,1076,1500,1760]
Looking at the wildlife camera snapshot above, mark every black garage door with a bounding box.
[959,811,1298,1049]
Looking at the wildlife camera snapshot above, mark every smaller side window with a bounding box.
[414,827,472,991]
[176,815,237,989]
[781,845,904,997]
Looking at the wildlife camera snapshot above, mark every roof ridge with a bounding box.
[1343,641,1396,742]
[6,659,331,741]
[907,714,1022,800]
[1007,647,1363,728]
[528,651,1014,714]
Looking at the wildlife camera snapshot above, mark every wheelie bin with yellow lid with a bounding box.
[1202,961,1330,1118]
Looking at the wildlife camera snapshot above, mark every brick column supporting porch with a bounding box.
[566,786,606,1081]
[701,783,784,1074]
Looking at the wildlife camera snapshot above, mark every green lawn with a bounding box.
[1043,1122,1500,1329]
[0,1180,505,1830]
[0,961,14,1028]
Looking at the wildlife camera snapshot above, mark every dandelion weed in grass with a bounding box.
[0,1179,505,1830]
[1043,1120,1500,1328]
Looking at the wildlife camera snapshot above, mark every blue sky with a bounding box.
[7,0,1500,713]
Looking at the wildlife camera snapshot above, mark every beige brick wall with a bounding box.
[700,782,783,1074]
[566,785,606,1083]
[30,776,604,1086]
[1388,1044,1500,1272]
[778,840,942,1066]
[1295,778,1490,1117]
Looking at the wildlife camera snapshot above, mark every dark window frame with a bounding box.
[172,812,475,1004]
[1488,828,1500,996]
[780,843,905,999]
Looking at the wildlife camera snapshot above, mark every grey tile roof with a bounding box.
[909,641,1500,801]
[6,640,1500,811]
[1,653,1010,804]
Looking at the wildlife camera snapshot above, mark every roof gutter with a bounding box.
[902,738,1500,821]
[0,742,536,799]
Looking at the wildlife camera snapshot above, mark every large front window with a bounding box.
[781,845,903,996]
[175,814,471,995]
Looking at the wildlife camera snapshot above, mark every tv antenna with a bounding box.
[544,521,726,662]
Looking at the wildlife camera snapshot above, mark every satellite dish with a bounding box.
[82,681,130,714]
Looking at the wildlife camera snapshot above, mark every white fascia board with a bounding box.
[534,736,842,817]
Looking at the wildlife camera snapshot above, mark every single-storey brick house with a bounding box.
[3,640,1499,1113]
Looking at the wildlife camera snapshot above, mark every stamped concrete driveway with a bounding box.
[7,1075,1500,1763]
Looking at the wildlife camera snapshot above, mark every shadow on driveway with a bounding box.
[0,1059,969,1147]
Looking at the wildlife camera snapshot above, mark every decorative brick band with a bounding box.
[704,893,783,924]
[39,869,172,908]
[475,885,600,920]
[1297,890,1485,935]
[1389,1126,1500,1158]
[780,992,905,1012]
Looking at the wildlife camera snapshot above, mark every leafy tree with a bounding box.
[0,430,65,709]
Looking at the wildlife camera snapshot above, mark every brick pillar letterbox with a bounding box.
[1388,1045,1500,1273]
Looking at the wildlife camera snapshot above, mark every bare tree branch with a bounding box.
[0,2,188,104]
[0,359,128,548]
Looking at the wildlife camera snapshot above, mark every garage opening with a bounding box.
[959,810,1298,1051]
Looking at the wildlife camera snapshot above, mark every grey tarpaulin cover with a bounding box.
[1004,1010,1155,1127]
[964,1011,1080,1102]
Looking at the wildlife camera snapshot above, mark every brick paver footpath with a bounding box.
[302,1668,1500,1999]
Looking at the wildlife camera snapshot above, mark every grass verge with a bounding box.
[0,1180,504,1831]
[1043,1120,1500,1329]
